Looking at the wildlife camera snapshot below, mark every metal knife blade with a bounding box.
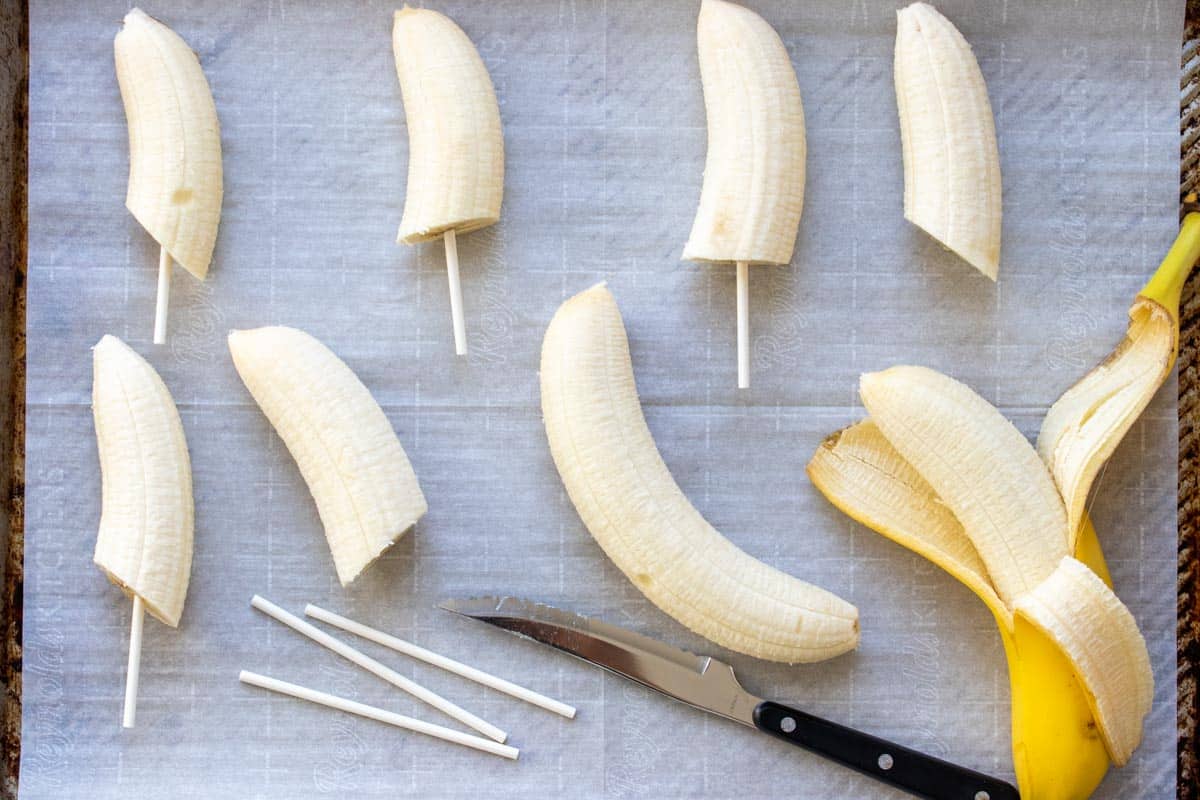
[439,596,760,726]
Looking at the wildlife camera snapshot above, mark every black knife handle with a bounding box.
[753,701,1019,800]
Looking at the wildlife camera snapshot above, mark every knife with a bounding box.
[440,596,1019,800]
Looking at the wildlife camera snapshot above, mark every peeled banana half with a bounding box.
[93,335,193,627]
[393,7,503,244]
[229,327,427,585]
[540,284,858,663]
[115,8,223,280]
[683,0,805,266]
[894,3,1000,279]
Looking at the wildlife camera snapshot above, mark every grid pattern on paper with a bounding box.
[19,1,1183,797]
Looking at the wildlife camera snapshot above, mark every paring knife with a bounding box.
[440,596,1019,800]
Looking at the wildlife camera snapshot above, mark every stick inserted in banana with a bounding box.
[392,7,504,357]
[92,335,194,728]
[683,0,806,388]
[541,284,858,663]
[115,9,223,344]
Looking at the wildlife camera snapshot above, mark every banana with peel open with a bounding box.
[809,213,1200,797]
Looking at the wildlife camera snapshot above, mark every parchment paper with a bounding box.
[21,1,1184,796]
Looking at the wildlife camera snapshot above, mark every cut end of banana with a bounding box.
[393,7,503,246]
[1037,298,1175,543]
[541,283,858,663]
[93,334,194,627]
[682,0,805,266]
[116,7,223,281]
[894,2,1000,279]
[228,327,428,585]
[1014,557,1153,766]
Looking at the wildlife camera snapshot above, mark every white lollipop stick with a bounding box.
[153,246,172,345]
[251,596,505,742]
[305,604,577,719]
[122,594,144,728]
[736,260,749,389]
[238,670,519,760]
[443,229,467,356]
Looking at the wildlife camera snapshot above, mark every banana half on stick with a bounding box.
[393,7,504,357]
[229,327,427,586]
[115,9,223,344]
[92,335,194,728]
[683,0,806,389]
[894,2,1001,279]
[541,284,858,663]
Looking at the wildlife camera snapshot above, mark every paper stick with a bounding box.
[444,229,467,356]
[250,595,506,742]
[238,670,519,760]
[122,594,144,728]
[736,260,749,389]
[153,246,171,345]
[305,604,576,719]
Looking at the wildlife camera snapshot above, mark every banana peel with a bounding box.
[808,212,1200,798]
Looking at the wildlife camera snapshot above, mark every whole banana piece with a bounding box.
[540,284,858,663]
[115,8,223,281]
[894,3,1001,279]
[229,327,427,585]
[393,7,504,356]
[683,0,806,388]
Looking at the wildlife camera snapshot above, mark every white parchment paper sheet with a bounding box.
[22,1,1183,796]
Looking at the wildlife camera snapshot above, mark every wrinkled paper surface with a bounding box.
[23,1,1182,796]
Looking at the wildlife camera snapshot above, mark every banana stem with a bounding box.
[123,594,144,728]
[1138,211,1200,321]
[443,229,467,356]
[153,246,171,345]
[736,261,749,389]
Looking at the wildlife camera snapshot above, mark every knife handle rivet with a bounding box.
[779,716,796,733]
[877,753,894,771]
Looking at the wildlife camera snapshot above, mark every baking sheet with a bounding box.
[20,0,1184,796]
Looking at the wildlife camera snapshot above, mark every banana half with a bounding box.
[393,7,504,244]
[93,335,194,627]
[683,0,805,266]
[894,3,1000,279]
[115,8,223,279]
[540,284,858,663]
[229,327,427,585]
